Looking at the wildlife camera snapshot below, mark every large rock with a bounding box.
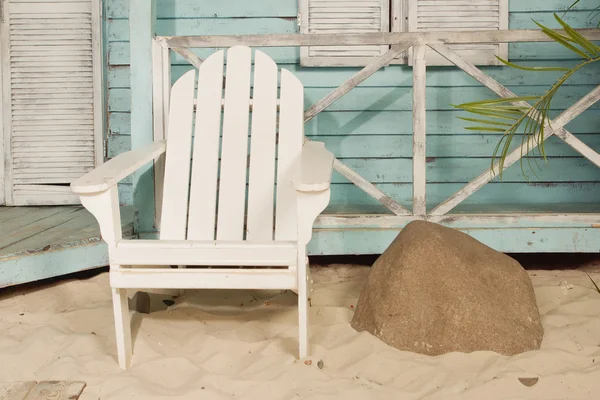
[351,220,543,356]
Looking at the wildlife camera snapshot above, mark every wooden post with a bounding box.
[412,45,427,217]
[130,0,156,233]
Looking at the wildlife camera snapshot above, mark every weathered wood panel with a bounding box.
[105,0,600,254]
[308,227,600,255]
[0,206,133,288]
[108,85,600,112]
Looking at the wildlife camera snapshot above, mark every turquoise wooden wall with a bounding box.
[104,0,600,254]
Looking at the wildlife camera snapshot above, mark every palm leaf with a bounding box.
[495,56,570,71]
[455,14,600,179]
[464,127,508,132]
[457,117,513,126]
[554,13,600,57]
[534,20,593,60]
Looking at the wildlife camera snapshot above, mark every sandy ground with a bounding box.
[1,265,600,399]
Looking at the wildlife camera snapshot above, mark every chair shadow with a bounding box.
[127,288,303,359]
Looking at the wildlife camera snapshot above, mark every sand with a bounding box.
[1,265,600,399]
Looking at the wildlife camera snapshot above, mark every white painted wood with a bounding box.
[331,158,410,215]
[408,0,508,66]
[188,50,225,240]
[412,44,426,217]
[159,28,600,48]
[294,141,334,192]
[552,129,600,169]
[314,213,600,229]
[152,39,165,144]
[275,69,304,241]
[295,189,331,358]
[428,43,600,215]
[110,268,297,290]
[151,38,166,230]
[161,45,171,139]
[112,240,297,266]
[1,0,11,205]
[78,187,122,248]
[171,46,204,69]
[304,43,410,122]
[299,0,390,66]
[2,0,103,205]
[246,50,278,241]
[90,0,102,170]
[159,70,196,240]
[77,46,332,368]
[112,287,132,370]
[70,141,166,194]
[216,46,252,241]
[390,0,407,63]
[297,243,309,358]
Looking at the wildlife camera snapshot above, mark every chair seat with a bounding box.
[112,239,298,267]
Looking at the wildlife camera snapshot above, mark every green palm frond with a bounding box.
[454,13,600,179]
[564,0,600,27]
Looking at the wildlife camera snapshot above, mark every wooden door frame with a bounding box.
[0,0,104,206]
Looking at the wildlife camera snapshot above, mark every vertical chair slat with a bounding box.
[188,50,225,240]
[216,46,253,240]
[159,70,196,240]
[275,69,304,241]
[246,50,278,241]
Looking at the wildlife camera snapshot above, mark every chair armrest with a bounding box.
[293,141,334,192]
[71,141,167,194]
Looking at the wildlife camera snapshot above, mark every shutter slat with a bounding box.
[7,0,97,193]
[301,0,390,66]
[408,0,508,66]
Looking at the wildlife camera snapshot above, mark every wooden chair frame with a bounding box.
[72,46,334,369]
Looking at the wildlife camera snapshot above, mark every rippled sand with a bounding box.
[1,265,599,399]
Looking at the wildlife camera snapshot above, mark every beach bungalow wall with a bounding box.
[105,0,600,255]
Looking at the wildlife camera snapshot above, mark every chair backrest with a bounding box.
[158,46,304,242]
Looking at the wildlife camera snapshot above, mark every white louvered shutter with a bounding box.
[299,0,390,67]
[1,0,101,205]
[408,0,508,66]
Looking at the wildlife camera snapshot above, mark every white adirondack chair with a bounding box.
[71,46,334,369]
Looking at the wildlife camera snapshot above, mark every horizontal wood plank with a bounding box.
[110,268,297,289]
[113,240,298,266]
[106,0,600,19]
[108,85,600,112]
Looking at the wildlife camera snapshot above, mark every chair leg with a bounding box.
[297,250,309,358]
[112,287,132,369]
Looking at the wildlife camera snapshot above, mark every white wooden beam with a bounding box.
[304,43,411,122]
[112,240,297,266]
[110,268,297,290]
[331,159,410,215]
[552,129,600,168]
[428,43,600,215]
[157,29,600,48]
[301,44,412,216]
[171,47,204,69]
[412,45,427,217]
[315,213,600,229]
[430,42,600,167]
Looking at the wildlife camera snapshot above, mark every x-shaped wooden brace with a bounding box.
[428,43,600,216]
